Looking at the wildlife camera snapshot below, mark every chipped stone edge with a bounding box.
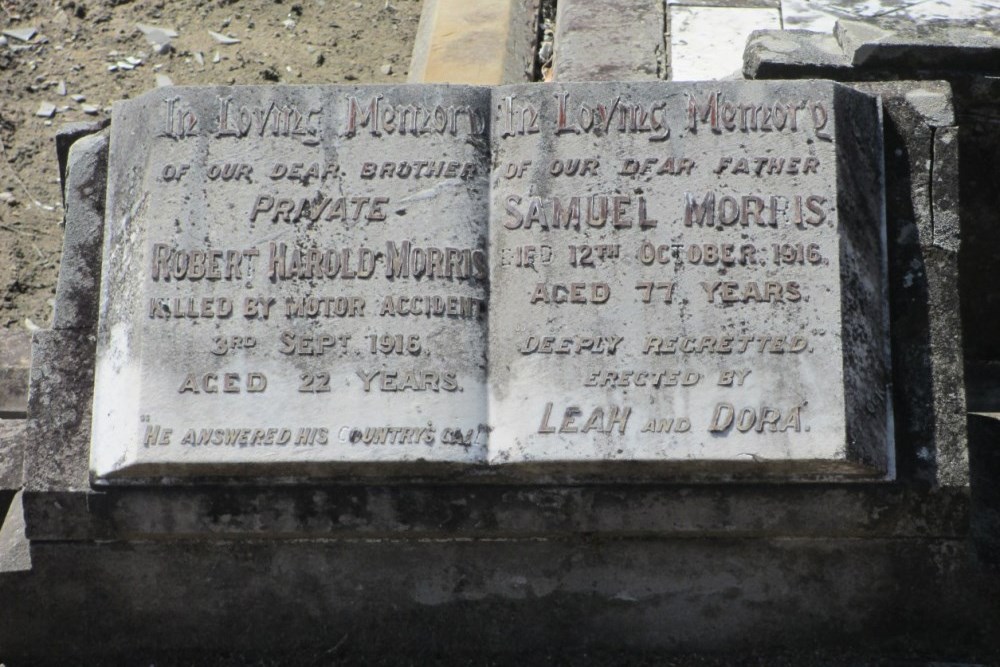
[0,491,31,573]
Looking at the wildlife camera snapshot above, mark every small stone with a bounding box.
[35,102,56,118]
[125,56,143,66]
[213,51,221,64]
[2,27,37,42]
[152,42,173,55]
[141,27,174,48]
[23,318,40,332]
[155,74,174,87]
[116,61,134,71]
[136,23,178,39]
[379,63,392,75]
[0,192,16,204]
[56,80,67,96]
[193,51,205,66]
[283,19,296,29]
[82,104,99,115]
[107,64,118,72]
[0,36,7,47]
[208,30,240,45]
[71,94,86,102]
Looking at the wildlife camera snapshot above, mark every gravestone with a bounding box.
[90,81,889,481]
[489,81,889,476]
[92,85,492,478]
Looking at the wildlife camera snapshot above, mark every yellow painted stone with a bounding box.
[408,0,534,84]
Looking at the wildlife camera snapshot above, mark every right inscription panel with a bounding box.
[488,81,890,476]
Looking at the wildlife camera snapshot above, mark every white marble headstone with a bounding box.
[90,81,890,480]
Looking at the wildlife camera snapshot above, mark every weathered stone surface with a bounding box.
[668,5,781,81]
[969,413,1000,566]
[746,19,1000,80]
[21,483,971,542]
[836,18,1000,71]
[0,331,31,418]
[846,81,967,488]
[408,0,539,84]
[0,419,24,491]
[91,85,491,480]
[53,131,108,331]
[931,124,960,253]
[489,80,890,476]
[0,537,997,660]
[24,329,96,493]
[0,491,31,573]
[8,79,1000,664]
[55,119,109,207]
[781,0,1000,33]
[669,0,779,6]
[743,29,853,79]
[953,75,1000,363]
[90,82,893,481]
[744,32,972,489]
[553,0,664,81]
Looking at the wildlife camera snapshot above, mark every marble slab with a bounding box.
[90,80,891,480]
[91,85,492,478]
[488,80,890,476]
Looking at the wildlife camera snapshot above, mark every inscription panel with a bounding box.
[488,81,889,474]
[92,85,492,478]
[91,81,889,480]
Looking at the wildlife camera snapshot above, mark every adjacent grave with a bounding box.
[90,81,890,480]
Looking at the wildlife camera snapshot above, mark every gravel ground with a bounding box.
[0,0,421,331]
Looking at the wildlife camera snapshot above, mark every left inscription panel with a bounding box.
[91,85,491,480]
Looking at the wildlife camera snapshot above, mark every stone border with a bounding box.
[407,0,540,84]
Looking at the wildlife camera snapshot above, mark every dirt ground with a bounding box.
[0,0,422,331]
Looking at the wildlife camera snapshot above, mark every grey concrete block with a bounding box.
[0,491,31,573]
[53,131,108,331]
[0,537,997,659]
[932,125,960,253]
[954,76,1000,362]
[553,0,664,81]
[746,19,1000,79]
[836,18,1000,72]
[743,29,852,79]
[55,119,109,207]
[742,53,969,487]
[23,328,96,493]
[19,483,970,543]
[851,81,968,487]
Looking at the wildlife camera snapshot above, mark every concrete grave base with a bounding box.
[2,72,997,661]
